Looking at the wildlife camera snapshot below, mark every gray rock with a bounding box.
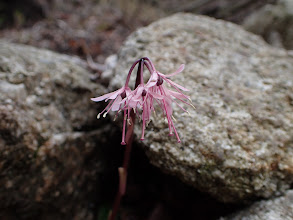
[220,190,293,220]
[0,41,119,219]
[107,13,293,203]
[148,0,275,23]
[242,0,293,50]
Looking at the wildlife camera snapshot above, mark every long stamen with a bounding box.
[104,98,122,116]
[141,97,146,140]
[172,115,177,122]
[99,99,115,116]
[127,106,131,119]
[173,99,188,113]
[163,76,190,99]
[121,109,127,145]
[174,98,195,112]
[159,89,173,135]
[170,118,181,143]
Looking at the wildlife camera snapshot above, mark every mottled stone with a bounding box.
[0,41,120,219]
[243,0,293,49]
[107,13,293,202]
[220,190,293,220]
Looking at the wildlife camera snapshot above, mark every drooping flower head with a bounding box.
[91,57,194,144]
[143,59,195,143]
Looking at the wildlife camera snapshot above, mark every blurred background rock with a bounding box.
[1,0,292,66]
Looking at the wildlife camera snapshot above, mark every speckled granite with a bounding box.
[220,190,293,220]
[106,13,293,202]
[0,41,120,219]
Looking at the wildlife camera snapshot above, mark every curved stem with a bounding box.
[142,57,155,71]
[109,58,144,220]
[140,59,144,85]
[124,58,141,87]
[108,110,135,220]
[144,60,154,74]
[135,59,144,87]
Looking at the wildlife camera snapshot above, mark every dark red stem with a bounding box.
[124,58,141,87]
[108,58,144,220]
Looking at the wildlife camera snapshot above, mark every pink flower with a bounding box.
[91,57,193,144]
[123,83,165,140]
[91,86,134,145]
[91,86,131,118]
[144,61,194,143]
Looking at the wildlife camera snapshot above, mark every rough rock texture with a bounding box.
[148,0,277,23]
[0,41,121,219]
[107,13,293,203]
[243,0,293,50]
[220,190,293,220]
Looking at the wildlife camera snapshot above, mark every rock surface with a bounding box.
[0,41,121,219]
[220,190,293,220]
[243,0,293,50]
[150,0,277,23]
[107,13,293,202]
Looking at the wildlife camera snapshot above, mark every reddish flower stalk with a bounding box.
[107,59,143,220]
[91,57,193,219]
[108,110,135,220]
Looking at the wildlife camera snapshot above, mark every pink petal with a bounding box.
[164,97,173,116]
[168,89,190,100]
[108,87,125,100]
[149,91,164,99]
[130,84,148,103]
[164,78,189,91]
[125,87,132,96]
[146,71,158,88]
[128,97,139,108]
[165,64,185,77]
[111,96,122,111]
[91,87,124,102]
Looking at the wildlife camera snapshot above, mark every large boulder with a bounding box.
[107,13,293,203]
[220,190,293,220]
[0,41,121,219]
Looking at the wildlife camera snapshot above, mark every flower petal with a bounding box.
[164,78,189,91]
[149,90,164,99]
[111,96,122,111]
[165,64,185,77]
[168,89,190,100]
[91,87,124,102]
[146,71,158,88]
